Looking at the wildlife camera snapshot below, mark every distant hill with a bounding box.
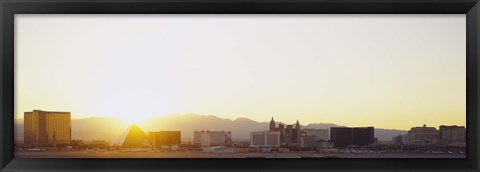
[14,114,406,142]
[15,117,128,142]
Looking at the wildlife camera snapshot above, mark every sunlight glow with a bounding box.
[14,15,466,130]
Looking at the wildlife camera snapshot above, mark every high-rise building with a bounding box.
[251,131,266,146]
[408,124,439,145]
[278,124,285,142]
[250,131,280,147]
[285,125,294,144]
[392,125,438,145]
[352,127,374,146]
[330,127,353,148]
[266,131,280,147]
[24,110,71,147]
[269,117,301,145]
[300,135,317,148]
[194,131,201,146]
[269,117,276,131]
[330,127,374,148]
[402,133,415,145]
[193,131,232,147]
[148,131,181,148]
[295,120,301,144]
[439,125,466,146]
[392,133,415,145]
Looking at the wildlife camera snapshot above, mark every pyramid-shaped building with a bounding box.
[113,124,151,148]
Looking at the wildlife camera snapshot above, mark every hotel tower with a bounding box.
[24,110,71,147]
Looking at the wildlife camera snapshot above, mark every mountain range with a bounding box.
[14,113,407,142]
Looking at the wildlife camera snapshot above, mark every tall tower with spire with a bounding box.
[295,119,301,143]
[269,117,276,131]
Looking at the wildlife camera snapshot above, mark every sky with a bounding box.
[15,14,466,130]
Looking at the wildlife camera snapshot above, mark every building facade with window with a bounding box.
[24,110,71,147]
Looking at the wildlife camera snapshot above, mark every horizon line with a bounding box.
[13,113,464,131]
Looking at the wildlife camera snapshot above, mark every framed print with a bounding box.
[1,0,479,171]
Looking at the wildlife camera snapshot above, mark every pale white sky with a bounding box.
[15,14,466,130]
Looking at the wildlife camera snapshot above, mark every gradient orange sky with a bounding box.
[15,14,466,130]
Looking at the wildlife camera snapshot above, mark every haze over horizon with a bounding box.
[14,112,463,131]
[15,113,408,141]
[15,14,466,131]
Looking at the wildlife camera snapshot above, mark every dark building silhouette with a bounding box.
[352,127,374,146]
[330,127,353,148]
[439,125,465,146]
[295,120,301,143]
[330,127,374,148]
[269,117,276,131]
[269,117,301,145]
[285,125,294,143]
[148,131,181,148]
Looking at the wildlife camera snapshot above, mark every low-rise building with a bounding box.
[392,134,403,144]
[91,140,109,146]
[316,140,332,149]
[302,128,329,141]
[202,146,235,153]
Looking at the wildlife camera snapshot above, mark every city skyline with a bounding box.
[14,111,463,137]
[14,110,466,131]
[15,14,466,131]
[15,109,466,159]
[16,109,465,144]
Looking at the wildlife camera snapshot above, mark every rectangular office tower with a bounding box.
[250,131,280,147]
[24,110,71,147]
[352,127,375,146]
[439,125,466,146]
[330,127,353,148]
[193,131,232,147]
[330,127,374,148]
[148,131,181,148]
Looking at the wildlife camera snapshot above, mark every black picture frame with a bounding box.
[1,0,479,171]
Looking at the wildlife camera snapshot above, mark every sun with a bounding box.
[116,111,163,126]
[120,114,146,125]
[92,90,172,125]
